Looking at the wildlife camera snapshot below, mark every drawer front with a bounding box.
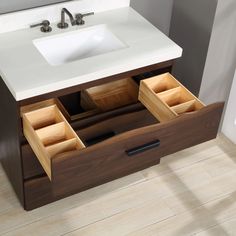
[22,108,157,180]
[24,103,224,210]
[22,145,44,179]
[51,103,223,187]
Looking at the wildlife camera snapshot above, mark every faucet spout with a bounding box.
[58,8,76,29]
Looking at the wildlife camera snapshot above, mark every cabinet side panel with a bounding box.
[0,77,24,206]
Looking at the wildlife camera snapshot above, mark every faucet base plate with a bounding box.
[57,22,69,29]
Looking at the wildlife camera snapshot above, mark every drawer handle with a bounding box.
[125,140,160,157]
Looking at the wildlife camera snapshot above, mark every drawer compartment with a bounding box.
[22,104,85,180]
[22,108,157,180]
[57,91,100,121]
[83,78,139,111]
[50,103,223,189]
[139,73,205,122]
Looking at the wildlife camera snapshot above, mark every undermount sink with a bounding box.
[33,24,127,66]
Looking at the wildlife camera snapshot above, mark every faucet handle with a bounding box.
[75,12,94,25]
[81,12,94,17]
[30,20,52,33]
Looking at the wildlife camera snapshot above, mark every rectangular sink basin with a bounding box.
[33,24,127,66]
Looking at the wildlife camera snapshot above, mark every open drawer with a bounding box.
[22,104,85,180]
[139,73,205,122]
[21,73,224,188]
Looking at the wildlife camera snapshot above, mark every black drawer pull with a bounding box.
[125,140,160,156]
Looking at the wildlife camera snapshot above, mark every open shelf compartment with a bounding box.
[139,73,205,122]
[22,104,85,180]
[57,91,100,121]
[82,78,139,112]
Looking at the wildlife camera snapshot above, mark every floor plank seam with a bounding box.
[124,193,235,236]
[193,216,236,236]
[140,151,232,181]
[0,180,162,235]
[60,208,133,236]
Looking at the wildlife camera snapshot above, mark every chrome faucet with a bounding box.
[57,8,76,29]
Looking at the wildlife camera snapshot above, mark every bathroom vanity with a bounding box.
[0,6,224,210]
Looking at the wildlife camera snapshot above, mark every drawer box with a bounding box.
[83,78,139,111]
[22,104,85,180]
[22,108,157,180]
[139,73,205,122]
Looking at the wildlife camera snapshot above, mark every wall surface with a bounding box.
[130,0,173,35]
[169,0,218,95]
[0,0,70,14]
[0,0,130,33]
[222,69,236,144]
[199,0,236,105]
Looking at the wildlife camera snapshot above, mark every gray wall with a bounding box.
[199,0,236,105]
[169,0,218,95]
[1,0,174,34]
[0,0,70,14]
[130,0,173,35]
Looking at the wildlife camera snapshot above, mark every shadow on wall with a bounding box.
[199,0,236,105]
[222,70,236,144]
[169,0,218,96]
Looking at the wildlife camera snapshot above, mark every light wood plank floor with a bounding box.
[1,134,236,236]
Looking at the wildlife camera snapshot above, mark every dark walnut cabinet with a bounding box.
[0,60,224,210]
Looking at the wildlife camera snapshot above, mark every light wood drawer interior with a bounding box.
[83,78,139,112]
[22,105,85,180]
[139,73,205,122]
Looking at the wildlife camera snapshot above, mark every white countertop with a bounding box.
[0,7,182,101]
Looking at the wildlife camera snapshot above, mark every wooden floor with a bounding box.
[1,135,236,236]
